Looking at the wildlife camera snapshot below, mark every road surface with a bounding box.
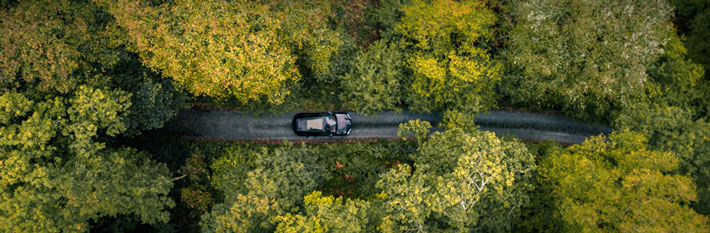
[166,110,611,144]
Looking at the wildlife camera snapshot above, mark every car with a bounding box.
[292,112,352,136]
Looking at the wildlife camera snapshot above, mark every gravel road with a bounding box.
[166,110,611,144]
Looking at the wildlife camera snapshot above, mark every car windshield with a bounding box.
[327,115,337,132]
[326,115,336,127]
[335,114,351,134]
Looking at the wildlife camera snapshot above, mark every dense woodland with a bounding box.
[1,0,710,232]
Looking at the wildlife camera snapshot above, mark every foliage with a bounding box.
[368,0,410,38]
[0,89,174,232]
[538,131,709,232]
[202,144,327,232]
[207,144,260,202]
[332,0,381,47]
[670,0,710,32]
[111,60,187,136]
[615,102,710,215]
[378,127,535,232]
[0,0,185,135]
[340,40,406,115]
[105,0,343,105]
[201,193,281,233]
[515,140,564,233]
[397,119,431,142]
[315,141,415,199]
[179,150,213,213]
[686,8,710,75]
[275,191,371,233]
[395,0,501,113]
[645,33,708,117]
[195,138,418,232]
[196,139,416,201]
[0,0,119,93]
[669,0,710,72]
[441,109,478,133]
[614,31,710,215]
[504,0,674,121]
[245,146,326,212]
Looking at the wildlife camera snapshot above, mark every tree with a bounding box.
[274,191,371,233]
[504,0,674,120]
[441,110,478,133]
[110,57,187,135]
[669,0,710,32]
[0,0,117,93]
[538,131,709,232]
[340,40,406,115]
[104,0,343,105]
[394,0,501,113]
[0,88,174,232]
[669,0,710,73]
[615,103,710,215]
[614,30,710,215]
[644,32,707,116]
[686,8,710,76]
[244,147,325,212]
[0,0,185,135]
[378,124,535,232]
[397,119,431,143]
[202,145,326,232]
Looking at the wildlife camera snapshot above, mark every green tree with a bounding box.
[669,0,710,73]
[201,194,281,233]
[110,59,187,135]
[274,191,371,233]
[394,0,501,113]
[538,131,709,232]
[441,109,478,133]
[669,0,709,32]
[202,145,326,232]
[378,126,535,232]
[645,33,707,115]
[0,89,174,232]
[244,147,325,212]
[105,0,343,105]
[686,8,710,76]
[340,40,406,115]
[397,119,431,143]
[0,0,117,93]
[0,0,185,135]
[504,0,674,120]
[614,30,710,215]
[615,103,710,215]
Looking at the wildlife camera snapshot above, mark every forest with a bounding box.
[1,0,710,232]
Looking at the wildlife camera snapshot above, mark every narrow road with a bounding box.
[166,110,611,144]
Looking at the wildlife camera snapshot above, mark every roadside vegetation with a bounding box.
[1,0,709,232]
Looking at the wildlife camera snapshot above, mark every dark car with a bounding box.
[292,112,352,136]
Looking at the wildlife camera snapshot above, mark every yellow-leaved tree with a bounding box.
[538,131,709,232]
[103,0,342,105]
[396,0,501,113]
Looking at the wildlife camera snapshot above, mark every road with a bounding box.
[166,110,611,144]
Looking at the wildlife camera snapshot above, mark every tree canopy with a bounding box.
[0,88,174,232]
[396,0,501,113]
[538,131,709,232]
[379,124,535,232]
[504,0,674,120]
[0,1,183,231]
[105,0,343,105]
[0,0,185,135]
[2,0,710,232]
